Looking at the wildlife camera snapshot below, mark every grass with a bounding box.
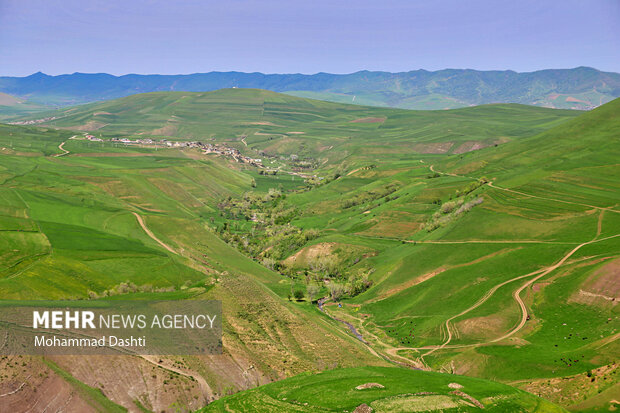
[1,91,618,411]
[33,88,579,170]
[200,366,567,412]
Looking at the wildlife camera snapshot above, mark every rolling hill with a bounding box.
[0,122,387,412]
[22,88,579,168]
[200,367,567,412]
[0,91,50,121]
[0,91,618,411]
[270,98,620,409]
[1,66,618,109]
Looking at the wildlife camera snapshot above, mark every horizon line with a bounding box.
[2,65,615,78]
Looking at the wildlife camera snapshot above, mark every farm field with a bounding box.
[0,90,618,412]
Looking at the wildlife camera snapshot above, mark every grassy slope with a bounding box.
[32,89,579,168]
[1,92,615,411]
[0,92,51,121]
[283,99,619,410]
[200,366,567,412]
[0,123,386,411]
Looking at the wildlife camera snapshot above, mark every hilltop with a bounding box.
[22,88,579,168]
[1,66,619,109]
[0,91,50,121]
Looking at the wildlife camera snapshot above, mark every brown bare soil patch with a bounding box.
[72,120,107,131]
[532,282,550,292]
[353,403,373,413]
[570,257,620,306]
[412,142,454,154]
[0,356,96,412]
[245,121,283,126]
[350,117,386,123]
[450,391,484,409]
[456,314,505,337]
[150,123,178,136]
[452,141,486,154]
[93,111,112,116]
[566,96,588,104]
[287,131,305,134]
[284,242,337,266]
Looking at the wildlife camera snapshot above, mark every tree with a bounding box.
[294,289,305,301]
[328,283,345,301]
[306,284,320,302]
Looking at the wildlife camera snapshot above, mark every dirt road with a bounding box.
[139,355,212,397]
[491,232,620,344]
[132,212,177,255]
[55,141,70,157]
[380,163,620,364]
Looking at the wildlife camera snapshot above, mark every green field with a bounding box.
[201,367,567,412]
[1,90,618,412]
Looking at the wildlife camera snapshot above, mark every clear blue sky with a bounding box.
[1,0,618,76]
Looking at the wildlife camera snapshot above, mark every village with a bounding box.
[84,134,265,168]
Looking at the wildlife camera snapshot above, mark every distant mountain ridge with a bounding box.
[1,66,619,110]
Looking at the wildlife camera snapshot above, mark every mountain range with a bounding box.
[1,66,619,110]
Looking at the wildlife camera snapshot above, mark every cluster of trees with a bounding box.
[422,178,488,232]
[289,270,374,303]
[218,189,320,262]
[423,196,484,232]
[87,282,177,299]
[258,169,278,175]
[455,177,489,198]
[217,178,375,302]
[342,182,400,209]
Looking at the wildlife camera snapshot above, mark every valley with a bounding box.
[0,89,617,412]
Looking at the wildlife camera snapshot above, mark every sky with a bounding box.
[0,0,618,76]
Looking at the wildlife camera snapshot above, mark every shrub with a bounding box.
[293,289,305,301]
[306,284,320,302]
[328,283,345,301]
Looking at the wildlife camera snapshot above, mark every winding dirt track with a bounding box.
[490,233,620,344]
[409,233,620,360]
[54,141,70,157]
[139,355,212,396]
[132,212,177,255]
[383,164,620,363]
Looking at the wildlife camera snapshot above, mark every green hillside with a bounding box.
[200,366,567,412]
[266,99,619,409]
[30,88,578,168]
[0,121,387,411]
[1,91,617,411]
[0,92,51,121]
